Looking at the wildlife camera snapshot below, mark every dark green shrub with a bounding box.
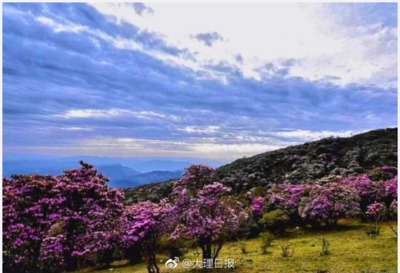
[259,209,290,236]
[368,167,397,182]
[232,208,260,239]
[158,236,190,259]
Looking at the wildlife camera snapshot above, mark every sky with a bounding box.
[2,3,398,161]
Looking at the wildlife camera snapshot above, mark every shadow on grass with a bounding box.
[278,219,367,240]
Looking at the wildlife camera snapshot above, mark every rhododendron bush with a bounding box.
[299,182,360,227]
[120,201,166,273]
[267,184,312,226]
[338,174,385,212]
[168,165,247,263]
[250,196,264,220]
[3,161,125,273]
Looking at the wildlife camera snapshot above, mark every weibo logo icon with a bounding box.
[165,257,179,269]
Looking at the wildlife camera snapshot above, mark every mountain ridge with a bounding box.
[123,128,397,203]
[216,127,397,192]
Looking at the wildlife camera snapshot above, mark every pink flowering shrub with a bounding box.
[172,164,216,194]
[366,202,386,235]
[3,174,62,272]
[250,196,264,220]
[39,235,69,272]
[3,161,125,273]
[338,174,385,212]
[298,182,360,228]
[366,202,386,219]
[267,184,312,226]
[384,176,398,222]
[168,165,246,264]
[120,201,165,273]
[56,162,124,268]
[385,176,398,200]
[268,184,312,213]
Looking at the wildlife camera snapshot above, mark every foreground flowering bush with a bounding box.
[3,174,61,272]
[3,161,125,273]
[120,201,166,273]
[168,165,247,263]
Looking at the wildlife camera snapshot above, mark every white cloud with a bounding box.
[60,127,93,131]
[59,109,173,120]
[37,16,84,33]
[89,3,397,87]
[270,129,360,141]
[77,136,288,160]
[178,126,220,134]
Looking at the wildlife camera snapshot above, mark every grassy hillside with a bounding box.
[75,220,397,273]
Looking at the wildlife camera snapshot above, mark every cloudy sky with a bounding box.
[3,3,398,161]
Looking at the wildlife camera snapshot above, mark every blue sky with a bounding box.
[2,3,397,161]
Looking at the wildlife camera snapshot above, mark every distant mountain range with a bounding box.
[108,170,183,188]
[2,155,223,188]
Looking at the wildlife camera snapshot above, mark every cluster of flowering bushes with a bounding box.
[3,162,397,272]
[250,166,398,234]
[3,163,246,273]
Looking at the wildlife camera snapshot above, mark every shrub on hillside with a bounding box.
[299,182,360,228]
[267,184,312,227]
[259,209,290,236]
[250,196,265,220]
[368,166,397,182]
[234,210,261,239]
[228,195,260,239]
[385,175,398,204]
[338,174,385,213]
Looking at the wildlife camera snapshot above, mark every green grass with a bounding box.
[76,220,397,273]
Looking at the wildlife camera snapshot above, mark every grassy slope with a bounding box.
[76,220,397,273]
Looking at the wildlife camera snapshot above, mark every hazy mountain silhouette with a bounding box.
[3,155,223,188]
